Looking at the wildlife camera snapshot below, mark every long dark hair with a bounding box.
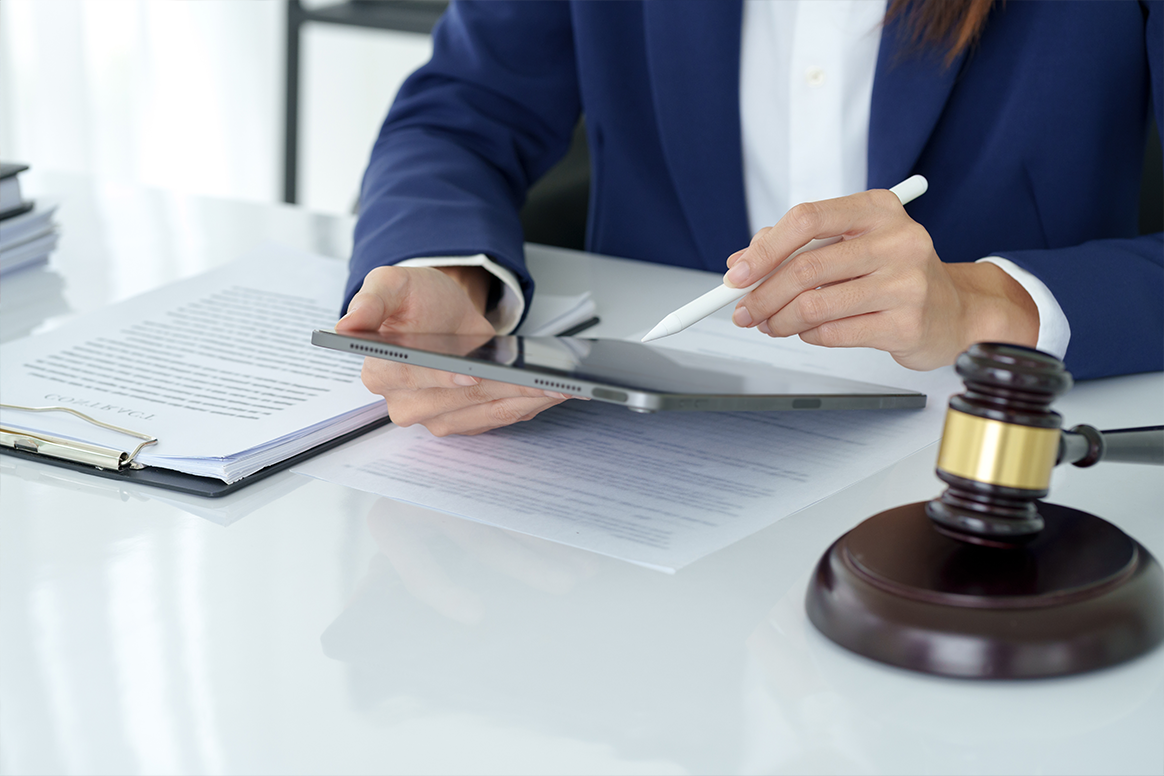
[887,0,997,65]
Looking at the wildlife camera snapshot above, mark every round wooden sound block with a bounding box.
[806,502,1164,678]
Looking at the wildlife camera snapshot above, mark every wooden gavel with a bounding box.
[926,344,1163,543]
[807,343,1164,679]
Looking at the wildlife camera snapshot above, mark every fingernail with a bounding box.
[724,260,751,288]
[726,249,746,269]
[757,320,771,335]
[733,306,753,327]
[544,390,569,399]
[453,374,479,386]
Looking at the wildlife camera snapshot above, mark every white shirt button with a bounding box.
[805,66,826,87]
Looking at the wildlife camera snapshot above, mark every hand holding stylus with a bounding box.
[643,176,927,343]
[644,175,1040,371]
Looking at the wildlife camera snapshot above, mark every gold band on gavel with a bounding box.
[936,408,1061,490]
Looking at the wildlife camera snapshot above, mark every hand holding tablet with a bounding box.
[314,330,925,414]
[337,265,574,437]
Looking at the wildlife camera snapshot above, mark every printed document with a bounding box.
[296,321,961,571]
[0,244,385,483]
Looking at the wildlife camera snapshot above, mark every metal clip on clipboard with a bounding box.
[0,404,157,471]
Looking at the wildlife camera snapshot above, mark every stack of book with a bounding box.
[0,162,59,276]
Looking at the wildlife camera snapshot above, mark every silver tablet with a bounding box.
[312,329,926,413]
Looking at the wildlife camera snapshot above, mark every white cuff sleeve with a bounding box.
[977,256,1071,360]
[395,254,526,334]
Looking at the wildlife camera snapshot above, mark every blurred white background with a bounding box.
[0,0,433,214]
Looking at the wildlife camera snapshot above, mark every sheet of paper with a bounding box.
[295,328,961,571]
[517,291,597,336]
[0,243,386,482]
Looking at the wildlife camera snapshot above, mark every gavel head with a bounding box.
[926,343,1073,546]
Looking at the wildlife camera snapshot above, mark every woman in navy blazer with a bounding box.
[339,0,1162,436]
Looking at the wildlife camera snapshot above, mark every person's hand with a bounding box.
[336,265,572,436]
[724,190,1039,370]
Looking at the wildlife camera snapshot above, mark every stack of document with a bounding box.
[0,163,59,275]
[0,244,387,485]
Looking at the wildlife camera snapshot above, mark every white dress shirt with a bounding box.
[400,0,1070,358]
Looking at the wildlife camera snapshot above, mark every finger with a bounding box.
[732,236,883,327]
[760,274,892,339]
[336,266,411,331]
[336,291,387,332]
[361,357,481,394]
[424,395,563,437]
[797,311,890,350]
[377,373,564,428]
[429,377,564,412]
[724,189,903,286]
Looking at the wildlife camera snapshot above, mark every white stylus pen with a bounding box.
[641,175,929,343]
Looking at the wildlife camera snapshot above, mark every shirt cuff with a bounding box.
[977,256,1071,361]
[395,254,525,334]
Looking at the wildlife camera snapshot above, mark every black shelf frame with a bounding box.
[283,0,448,204]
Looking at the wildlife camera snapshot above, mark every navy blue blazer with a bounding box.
[349,0,1163,380]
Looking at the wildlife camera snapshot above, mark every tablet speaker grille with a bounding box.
[533,378,583,393]
[349,343,409,360]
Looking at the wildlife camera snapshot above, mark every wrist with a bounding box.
[949,262,1040,351]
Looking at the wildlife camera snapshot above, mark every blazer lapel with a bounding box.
[868,14,967,189]
[642,0,751,269]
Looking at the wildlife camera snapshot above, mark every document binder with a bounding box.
[0,403,389,498]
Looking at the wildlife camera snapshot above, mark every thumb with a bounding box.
[336,291,387,332]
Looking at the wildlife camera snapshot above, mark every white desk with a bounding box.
[2,173,1162,775]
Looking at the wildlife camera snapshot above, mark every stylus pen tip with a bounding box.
[641,316,679,343]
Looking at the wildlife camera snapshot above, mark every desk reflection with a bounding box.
[741,587,1164,774]
[324,497,1164,775]
[321,497,781,773]
[0,264,70,343]
[0,454,306,526]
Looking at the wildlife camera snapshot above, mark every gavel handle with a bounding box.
[1059,425,1164,467]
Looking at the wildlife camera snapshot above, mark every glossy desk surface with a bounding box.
[2,174,1162,775]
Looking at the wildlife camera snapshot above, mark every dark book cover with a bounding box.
[0,162,30,180]
[0,161,33,220]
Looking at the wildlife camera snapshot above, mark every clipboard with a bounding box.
[0,403,390,498]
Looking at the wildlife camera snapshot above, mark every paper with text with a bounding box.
[0,243,386,482]
[296,326,961,571]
